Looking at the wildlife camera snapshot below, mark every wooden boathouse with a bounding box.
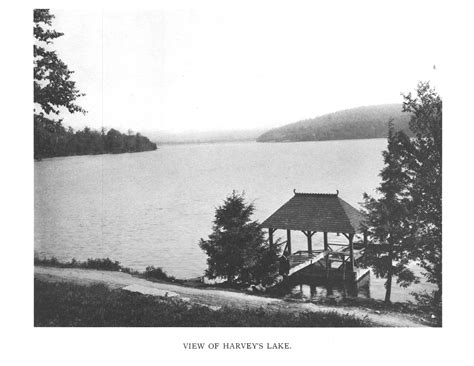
[261,191,369,281]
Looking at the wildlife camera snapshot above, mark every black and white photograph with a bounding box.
[32,5,443,328]
[2,0,474,364]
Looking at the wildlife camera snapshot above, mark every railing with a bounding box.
[291,249,325,256]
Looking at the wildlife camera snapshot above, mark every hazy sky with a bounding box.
[50,3,441,133]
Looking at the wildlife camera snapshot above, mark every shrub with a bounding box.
[411,290,442,326]
[143,266,176,282]
[34,256,170,281]
[80,258,121,271]
[34,256,121,271]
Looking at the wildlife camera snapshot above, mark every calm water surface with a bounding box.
[34,139,435,302]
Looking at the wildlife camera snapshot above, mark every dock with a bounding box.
[261,191,370,284]
[286,245,368,281]
[288,249,329,276]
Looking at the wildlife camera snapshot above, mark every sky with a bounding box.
[49,3,442,133]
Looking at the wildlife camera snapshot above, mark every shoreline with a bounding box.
[34,265,436,327]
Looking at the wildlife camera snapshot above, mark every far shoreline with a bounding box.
[33,137,389,159]
[155,136,388,146]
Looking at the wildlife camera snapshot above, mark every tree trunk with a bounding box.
[385,251,393,304]
[434,282,442,305]
[227,271,234,285]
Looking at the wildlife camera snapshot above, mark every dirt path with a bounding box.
[35,266,428,327]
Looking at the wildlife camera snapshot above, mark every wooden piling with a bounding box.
[349,233,355,269]
[342,256,346,281]
[269,228,275,246]
[287,229,292,254]
[324,232,329,279]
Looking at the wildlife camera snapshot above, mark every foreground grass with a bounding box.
[34,279,371,327]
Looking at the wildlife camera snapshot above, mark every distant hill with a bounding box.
[257,104,412,143]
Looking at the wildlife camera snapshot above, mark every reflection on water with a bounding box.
[284,274,371,302]
[281,265,437,303]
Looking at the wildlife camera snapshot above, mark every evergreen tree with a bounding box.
[361,122,418,303]
[402,82,442,303]
[362,82,442,304]
[199,192,281,286]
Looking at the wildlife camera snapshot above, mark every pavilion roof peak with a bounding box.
[293,189,339,197]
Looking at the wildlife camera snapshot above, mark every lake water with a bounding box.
[34,139,435,303]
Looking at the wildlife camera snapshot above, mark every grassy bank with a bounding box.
[34,256,178,283]
[307,295,441,327]
[34,279,371,327]
[34,256,439,326]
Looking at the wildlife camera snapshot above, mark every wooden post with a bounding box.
[349,233,355,269]
[342,256,346,281]
[306,231,313,252]
[324,232,329,279]
[286,229,292,254]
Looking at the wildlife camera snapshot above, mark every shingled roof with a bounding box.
[261,192,366,234]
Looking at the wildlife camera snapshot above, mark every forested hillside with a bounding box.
[257,104,411,142]
[34,117,157,160]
